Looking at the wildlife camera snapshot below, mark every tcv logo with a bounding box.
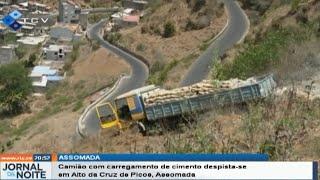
[1,10,50,31]
[2,10,23,31]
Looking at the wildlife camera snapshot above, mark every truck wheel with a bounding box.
[137,122,147,136]
[129,122,146,136]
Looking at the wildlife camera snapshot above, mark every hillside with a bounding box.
[36,0,115,9]
[112,0,226,88]
[70,0,320,164]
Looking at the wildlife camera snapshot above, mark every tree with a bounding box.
[25,53,37,67]
[163,22,176,38]
[0,63,32,115]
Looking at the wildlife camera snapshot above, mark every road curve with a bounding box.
[78,20,149,136]
[180,0,249,86]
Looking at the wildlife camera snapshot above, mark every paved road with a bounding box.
[78,21,149,136]
[180,0,249,86]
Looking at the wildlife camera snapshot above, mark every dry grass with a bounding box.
[119,0,227,65]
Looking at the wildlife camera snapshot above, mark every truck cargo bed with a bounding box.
[144,74,276,121]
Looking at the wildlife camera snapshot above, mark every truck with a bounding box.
[95,74,276,132]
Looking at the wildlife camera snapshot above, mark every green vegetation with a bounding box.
[0,63,32,115]
[148,0,164,13]
[0,32,17,45]
[136,43,147,52]
[213,27,308,80]
[192,0,206,12]
[148,60,178,85]
[104,32,122,44]
[163,22,176,38]
[73,100,84,112]
[163,94,320,160]
[148,53,198,85]
[88,13,110,24]
[291,0,301,12]
[24,53,37,68]
[15,45,28,60]
[91,40,100,51]
[165,128,216,153]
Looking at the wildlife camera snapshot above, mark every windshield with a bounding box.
[97,104,116,123]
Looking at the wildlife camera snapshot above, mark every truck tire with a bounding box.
[129,122,147,136]
[137,122,147,136]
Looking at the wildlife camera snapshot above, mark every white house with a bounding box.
[43,44,73,61]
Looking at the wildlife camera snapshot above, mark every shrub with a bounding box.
[185,19,197,31]
[25,53,37,68]
[148,60,178,85]
[15,45,27,59]
[141,25,149,34]
[91,40,100,51]
[104,32,122,44]
[192,0,206,12]
[163,22,176,38]
[136,43,146,52]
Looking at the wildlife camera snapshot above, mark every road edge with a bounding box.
[235,1,250,44]
[77,76,126,137]
[208,5,230,45]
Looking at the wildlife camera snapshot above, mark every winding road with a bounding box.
[78,0,249,136]
[78,21,148,136]
[180,0,249,86]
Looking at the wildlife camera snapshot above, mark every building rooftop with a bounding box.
[123,15,140,23]
[43,44,73,52]
[30,66,58,77]
[32,76,48,87]
[47,75,64,81]
[123,8,134,14]
[17,35,48,45]
[132,0,148,4]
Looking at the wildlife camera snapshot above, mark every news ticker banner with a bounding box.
[0,154,318,180]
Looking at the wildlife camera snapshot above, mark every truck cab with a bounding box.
[95,85,158,129]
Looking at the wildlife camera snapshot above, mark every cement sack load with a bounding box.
[143,77,257,106]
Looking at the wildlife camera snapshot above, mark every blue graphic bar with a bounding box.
[57,153,269,162]
[313,161,318,180]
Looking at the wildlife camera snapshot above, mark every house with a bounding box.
[58,0,81,24]
[17,35,48,45]
[0,1,9,8]
[122,0,148,11]
[49,25,82,42]
[0,23,8,34]
[111,8,136,21]
[28,1,50,12]
[0,45,15,64]
[120,15,140,27]
[79,12,88,30]
[43,44,73,61]
[29,65,64,92]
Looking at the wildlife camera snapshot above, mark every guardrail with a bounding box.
[110,42,151,68]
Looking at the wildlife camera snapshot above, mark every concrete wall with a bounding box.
[122,0,148,11]
[45,50,68,61]
[61,2,80,23]
[0,47,15,64]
